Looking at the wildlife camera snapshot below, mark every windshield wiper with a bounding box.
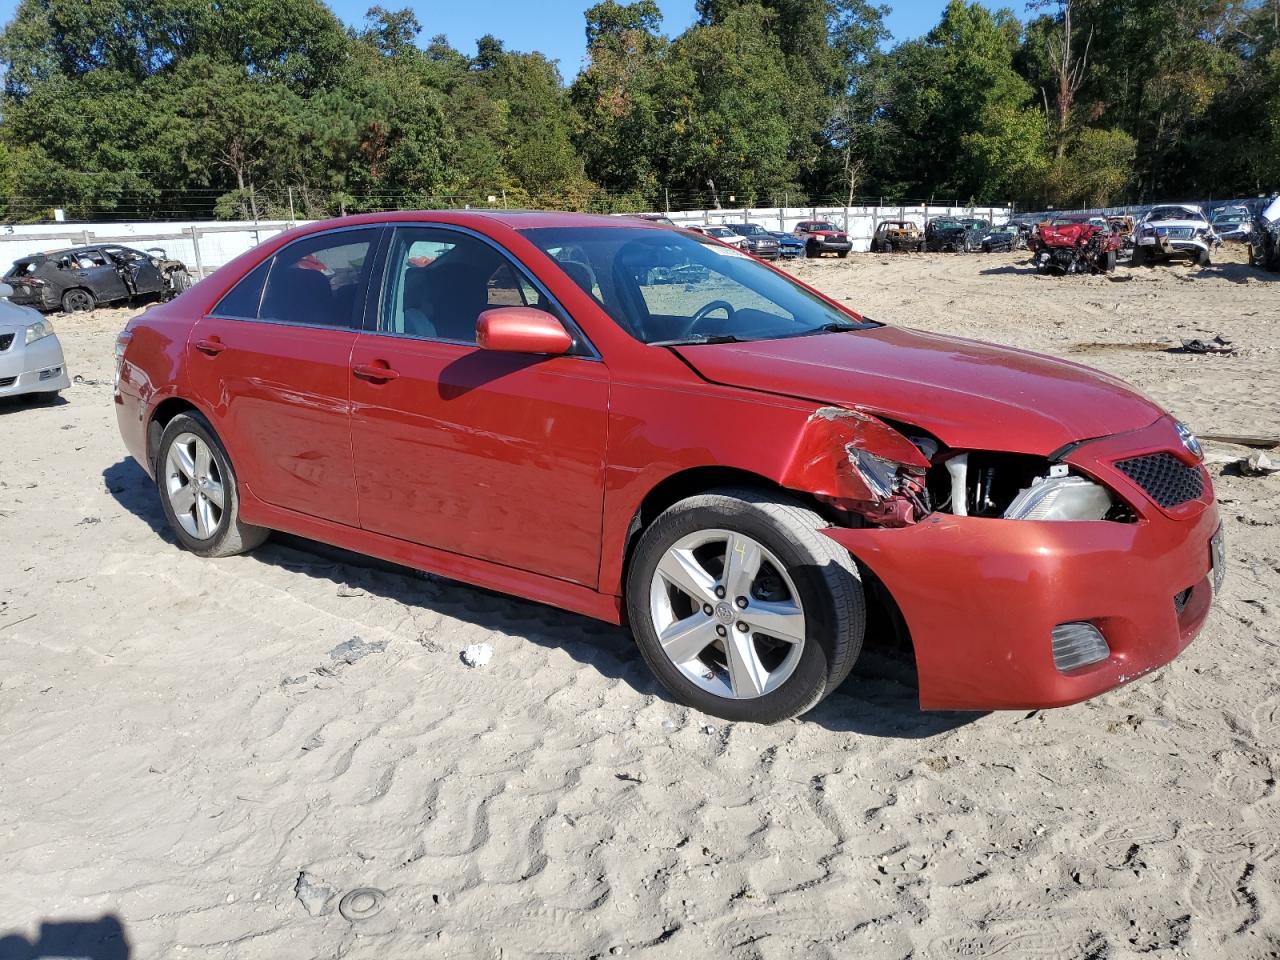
[649,333,743,346]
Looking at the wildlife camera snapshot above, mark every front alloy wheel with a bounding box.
[650,529,806,700]
[627,487,865,723]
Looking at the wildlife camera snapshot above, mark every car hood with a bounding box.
[674,326,1164,454]
[1145,219,1207,230]
[0,298,43,329]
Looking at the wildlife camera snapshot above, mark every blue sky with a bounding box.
[0,1,1035,80]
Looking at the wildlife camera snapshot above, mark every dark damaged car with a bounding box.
[925,217,989,253]
[5,245,193,314]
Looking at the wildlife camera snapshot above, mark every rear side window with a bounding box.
[211,228,379,327]
[211,259,271,319]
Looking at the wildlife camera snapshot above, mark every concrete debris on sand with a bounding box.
[461,643,494,667]
[1239,451,1279,476]
[328,637,387,665]
[294,871,332,917]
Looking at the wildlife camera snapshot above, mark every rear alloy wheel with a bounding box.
[61,289,94,313]
[627,487,864,723]
[157,411,268,558]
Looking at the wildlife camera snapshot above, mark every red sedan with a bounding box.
[113,212,1223,723]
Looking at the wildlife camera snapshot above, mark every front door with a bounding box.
[184,227,382,527]
[349,225,609,587]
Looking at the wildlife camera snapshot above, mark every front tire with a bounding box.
[156,411,269,558]
[626,487,865,724]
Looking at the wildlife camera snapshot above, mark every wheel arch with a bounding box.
[146,395,210,474]
[616,465,836,616]
[616,465,915,666]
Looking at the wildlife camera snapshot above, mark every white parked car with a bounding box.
[0,282,70,401]
[688,224,747,248]
[1133,204,1218,266]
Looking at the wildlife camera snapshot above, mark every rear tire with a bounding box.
[1101,250,1117,272]
[61,289,94,313]
[156,411,269,558]
[837,250,849,259]
[1196,247,1212,267]
[626,487,865,724]
[1132,246,1148,267]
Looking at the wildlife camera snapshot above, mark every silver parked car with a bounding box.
[0,282,70,400]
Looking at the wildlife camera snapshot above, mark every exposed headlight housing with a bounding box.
[1003,464,1114,521]
[25,318,54,345]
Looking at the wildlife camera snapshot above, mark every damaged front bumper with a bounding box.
[1136,235,1212,258]
[818,417,1221,711]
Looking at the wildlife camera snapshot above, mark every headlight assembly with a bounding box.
[25,318,54,345]
[1003,472,1114,521]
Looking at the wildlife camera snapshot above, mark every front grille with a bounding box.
[1158,227,1194,240]
[0,333,12,351]
[0,376,15,387]
[1115,452,1204,508]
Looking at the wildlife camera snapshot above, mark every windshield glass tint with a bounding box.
[522,226,876,345]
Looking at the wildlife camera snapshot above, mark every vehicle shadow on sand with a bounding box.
[0,393,69,415]
[103,457,980,740]
[978,263,1040,276]
[1193,261,1278,284]
[0,914,129,960]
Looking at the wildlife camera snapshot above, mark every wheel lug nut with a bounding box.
[715,625,727,637]
[703,604,713,615]
[714,586,726,599]
[736,621,749,632]
[735,596,748,608]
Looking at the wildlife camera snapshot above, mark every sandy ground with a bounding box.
[1,247,1278,960]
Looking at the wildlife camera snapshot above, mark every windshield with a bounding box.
[1212,214,1247,224]
[804,222,836,231]
[705,226,733,238]
[728,223,769,236]
[1148,206,1203,222]
[523,226,877,346]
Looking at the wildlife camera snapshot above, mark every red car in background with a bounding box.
[1031,215,1124,274]
[114,212,1222,723]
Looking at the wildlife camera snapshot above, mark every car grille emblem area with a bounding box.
[1114,452,1204,509]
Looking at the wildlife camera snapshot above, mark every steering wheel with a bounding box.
[682,299,737,338]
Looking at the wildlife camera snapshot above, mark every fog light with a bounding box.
[1051,622,1110,672]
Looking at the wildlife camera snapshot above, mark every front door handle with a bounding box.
[353,362,399,383]
[194,337,226,356]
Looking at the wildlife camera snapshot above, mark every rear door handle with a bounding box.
[194,337,226,356]
[353,362,399,382]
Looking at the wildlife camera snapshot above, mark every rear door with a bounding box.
[349,225,609,587]
[184,227,382,527]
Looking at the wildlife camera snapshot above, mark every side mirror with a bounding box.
[0,283,12,298]
[476,306,573,356]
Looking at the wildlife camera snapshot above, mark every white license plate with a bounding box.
[1138,237,1156,245]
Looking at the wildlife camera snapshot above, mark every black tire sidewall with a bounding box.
[62,289,92,313]
[156,412,240,555]
[626,495,860,724]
